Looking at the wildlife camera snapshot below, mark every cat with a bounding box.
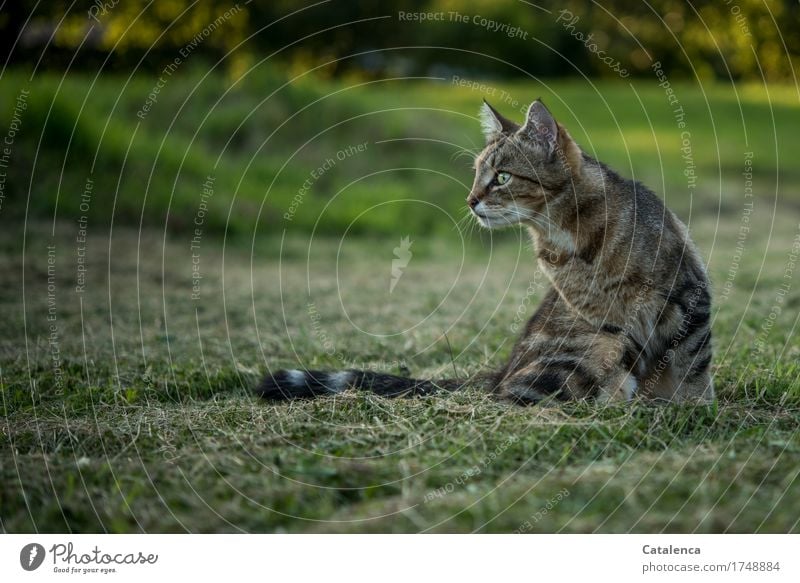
[258,99,714,405]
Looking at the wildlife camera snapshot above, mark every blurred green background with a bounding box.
[1,0,798,238]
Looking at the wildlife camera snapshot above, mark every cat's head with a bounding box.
[468,99,582,229]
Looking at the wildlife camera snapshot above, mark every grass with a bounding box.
[2,210,799,532]
[1,66,799,238]
[1,66,799,532]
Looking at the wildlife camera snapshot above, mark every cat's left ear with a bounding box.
[521,99,583,171]
[520,99,558,151]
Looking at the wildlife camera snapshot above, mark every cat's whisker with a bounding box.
[462,210,483,237]
[508,206,556,231]
[454,209,480,238]
[453,215,470,234]
[451,147,481,169]
[462,134,482,157]
[451,146,479,160]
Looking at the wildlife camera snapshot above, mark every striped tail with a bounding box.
[257,369,470,401]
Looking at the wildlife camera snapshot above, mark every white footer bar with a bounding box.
[2,534,797,582]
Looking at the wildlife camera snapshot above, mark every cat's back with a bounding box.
[593,159,701,271]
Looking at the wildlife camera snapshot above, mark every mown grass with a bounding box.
[2,207,799,532]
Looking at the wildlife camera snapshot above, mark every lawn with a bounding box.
[1,69,799,532]
[2,67,799,238]
[1,211,799,532]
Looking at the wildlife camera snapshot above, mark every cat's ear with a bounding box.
[479,100,517,143]
[520,99,558,151]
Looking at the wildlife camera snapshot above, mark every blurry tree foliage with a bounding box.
[2,0,798,81]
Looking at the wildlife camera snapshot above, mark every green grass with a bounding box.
[1,66,799,238]
[2,210,799,532]
[1,67,799,532]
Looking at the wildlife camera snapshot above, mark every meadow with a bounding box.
[1,67,799,532]
[2,66,799,237]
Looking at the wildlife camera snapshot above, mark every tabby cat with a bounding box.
[258,99,714,404]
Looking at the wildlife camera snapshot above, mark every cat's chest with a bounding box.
[538,254,661,329]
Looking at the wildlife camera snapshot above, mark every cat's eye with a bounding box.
[496,172,511,186]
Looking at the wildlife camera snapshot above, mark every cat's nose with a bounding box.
[467,195,480,209]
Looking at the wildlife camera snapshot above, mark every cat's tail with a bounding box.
[257,369,489,401]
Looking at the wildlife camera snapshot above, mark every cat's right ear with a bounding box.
[520,99,558,152]
[479,100,517,143]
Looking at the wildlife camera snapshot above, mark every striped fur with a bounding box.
[259,99,714,405]
[473,99,713,404]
